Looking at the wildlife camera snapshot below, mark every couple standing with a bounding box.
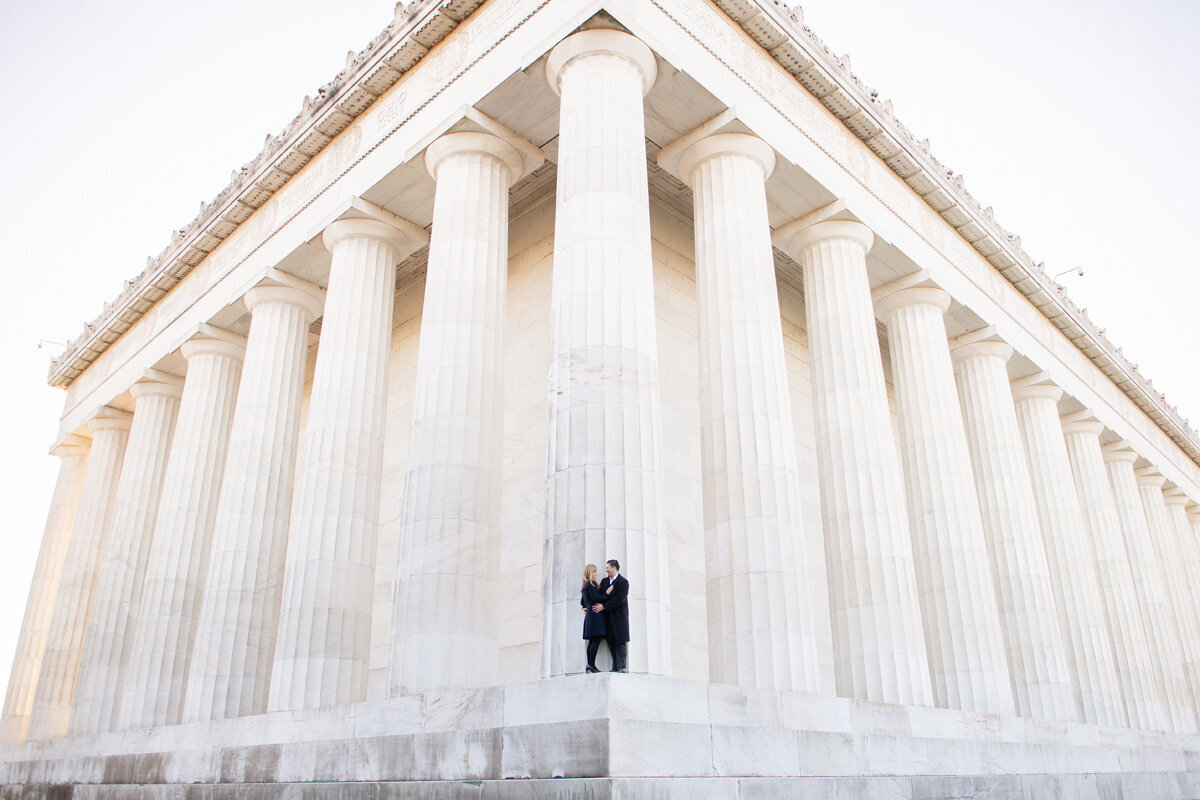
[580,560,628,673]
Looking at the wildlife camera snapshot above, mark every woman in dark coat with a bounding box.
[580,564,607,673]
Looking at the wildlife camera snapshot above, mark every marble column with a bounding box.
[1011,381,1124,727]
[27,409,131,741]
[1164,488,1200,698]
[1137,469,1200,712]
[389,132,522,695]
[118,335,244,730]
[1061,416,1164,730]
[773,219,932,706]
[1190,506,1200,556]
[676,132,820,692]
[875,287,1012,713]
[269,215,426,712]
[950,341,1074,721]
[70,380,182,735]
[1164,490,1200,615]
[0,437,90,743]
[183,286,322,722]
[1104,444,1196,733]
[541,29,671,678]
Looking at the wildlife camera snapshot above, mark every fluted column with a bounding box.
[1164,487,1200,702]
[1011,381,1124,726]
[1137,470,1200,713]
[950,341,1074,721]
[1061,417,1164,730]
[1104,444,1196,733]
[875,288,1011,713]
[0,437,90,743]
[541,29,671,678]
[27,409,131,740]
[269,215,426,712]
[676,132,820,691]
[118,336,244,730]
[183,286,322,722]
[773,219,931,706]
[69,380,182,735]
[389,132,523,695]
[1164,490,1200,623]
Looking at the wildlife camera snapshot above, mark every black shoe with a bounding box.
[585,666,599,673]
[611,668,627,673]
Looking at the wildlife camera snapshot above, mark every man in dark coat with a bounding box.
[592,559,629,672]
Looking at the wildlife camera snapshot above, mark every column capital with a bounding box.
[86,407,133,434]
[546,29,657,97]
[1135,466,1167,489]
[1060,410,1104,438]
[874,285,950,320]
[50,434,91,459]
[322,217,427,260]
[675,132,776,186]
[1101,440,1140,464]
[129,379,184,403]
[773,218,874,262]
[1011,381,1062,404]
[1061,418,1104,438]
[181,335,246,364]
[244,284,324,321]
[424,131,525,187]
[1163,487,1191,508]
[950,339,1013,365]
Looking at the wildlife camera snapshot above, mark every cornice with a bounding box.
[48,0,485,388]
[708,0,1200,468]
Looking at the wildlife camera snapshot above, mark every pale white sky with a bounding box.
[0,0,1196,707]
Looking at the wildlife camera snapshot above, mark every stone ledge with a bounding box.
[3,675,1199,791]
[5,773,1200,799]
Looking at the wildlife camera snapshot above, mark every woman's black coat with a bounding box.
[580,582,607,639]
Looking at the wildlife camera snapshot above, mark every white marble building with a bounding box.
[2,0,1200,796]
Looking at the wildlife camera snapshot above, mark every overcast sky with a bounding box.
[0,0,1196,709]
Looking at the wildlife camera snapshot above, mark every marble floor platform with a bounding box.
[2,674,1200,798]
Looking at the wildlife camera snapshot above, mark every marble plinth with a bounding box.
[4,675,1200,798]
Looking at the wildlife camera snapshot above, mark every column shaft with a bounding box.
[0,440,89,743]
[1105,447,1195,733]
[877,289,1012,713]
[1138,473,1200,713]
[390,133,520,695]
[1163,489,1200,707]
[951,343,1074,721]
[1012,384,1124,726]
[118,338,243,730]
[774,220,932,706]
[70,382,181,734]
[1062,420,1164,730]
[541,29,671,678]
[269,217,424,711]
[183,286,321,721]
[27,411,131,740]
[681,133,820,691]
[1165,493,1200,639]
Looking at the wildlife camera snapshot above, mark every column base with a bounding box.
[3,675,1199,797]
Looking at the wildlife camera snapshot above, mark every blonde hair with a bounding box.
[582,563,599,589]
